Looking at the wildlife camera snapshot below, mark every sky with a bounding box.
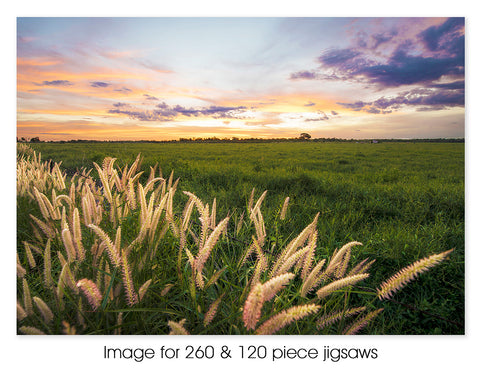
[17,17,465,141]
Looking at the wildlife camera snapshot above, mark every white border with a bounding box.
[4,1,477,367]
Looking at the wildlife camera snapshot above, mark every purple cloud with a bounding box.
[419,17,464,52]
[114,87,132,93]
[36,80,73,86]
[290,70,317,80]
[336,101,366,111]
[290,18,464,89]
[109,102,249,121]
[90,81,110,88]
[338,85,464,114]
[144,94,159,101]
[356,46,463,87]
[318,48,361,67]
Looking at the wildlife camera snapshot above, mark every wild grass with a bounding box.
[17,142,464,334]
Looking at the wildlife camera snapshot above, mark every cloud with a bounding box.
[371,30,398,48]
[337,84,464,114]
[144,94,159,101]
[317,48,361,67]
[90,81,111,88]
[290,18,464,89]
[108,101,249,121]
[289,70,317,80]
[304,102,316,107]
[114,87,132,93]
[356,47,464,87]
[419,17,464,53]
[336,101,366,111]
[36,80,74,87]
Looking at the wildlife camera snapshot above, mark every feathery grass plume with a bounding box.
[347,258,376,277]
[166,188,179,237]
[33,296,54,324]
[139,279,152,301]
[23,242,36,269]
[121,249,139,306]
[52,162,66,190]
[316,273,369,300]
[300,259,326,297]
[19,326,45,335]
[55,194,73,209]
[137,183,148,225]
[343,308,384,335]
[59,262,78,294]
[50,189,61,219]
[194,217,230,288]
[181,197,196,231]
[41,190,60,220]
[81,195,93,226]
[93,162,113,204]
[248,188,255,212]
[243,283,264,330]
[317,306,366,330]
[204,294,224,326]
[243,273,295,330]
[274,246,310,277]
[17,302,27,321]
[77,279,103,311]
[126,178,137,210]
[377,249,454,300]
[261,273,296,302]
[204,267,227,290]
[44,239,53,288]
[250,251,269,287]
[144,176,164,193]
[198,203,210,249]
[255,304,320,335]
[334,247,351,279]
[61,228,77,263]
[280,196,290,220]
[29,214,55,238]
[161,284,174,296]
[17,261,27,279]
[88,224,121,268]
[325,241,362,276]
[72,207,85,262]
[271,214,318,277]
[62,321,77,335]
[210,198,217,228]
[168,319,189,335]
[57,251,67,267]
[32,186,50,220]
[235,210,245,235]
[301,230,317,281]
[250,190,267,217]
[22,278,33,316]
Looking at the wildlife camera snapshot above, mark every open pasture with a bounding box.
[19,141,464,334]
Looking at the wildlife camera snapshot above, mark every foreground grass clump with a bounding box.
[17,143,457,334]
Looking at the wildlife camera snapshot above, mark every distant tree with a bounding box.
[300,133,311,140]
[30,137,41,143]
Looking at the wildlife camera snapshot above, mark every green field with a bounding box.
[18,141,464,334]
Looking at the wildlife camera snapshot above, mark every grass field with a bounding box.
[18,141,464,334]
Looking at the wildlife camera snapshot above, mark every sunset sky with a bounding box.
[17,17,465,141]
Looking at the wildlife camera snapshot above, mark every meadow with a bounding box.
[17,140,464,334]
